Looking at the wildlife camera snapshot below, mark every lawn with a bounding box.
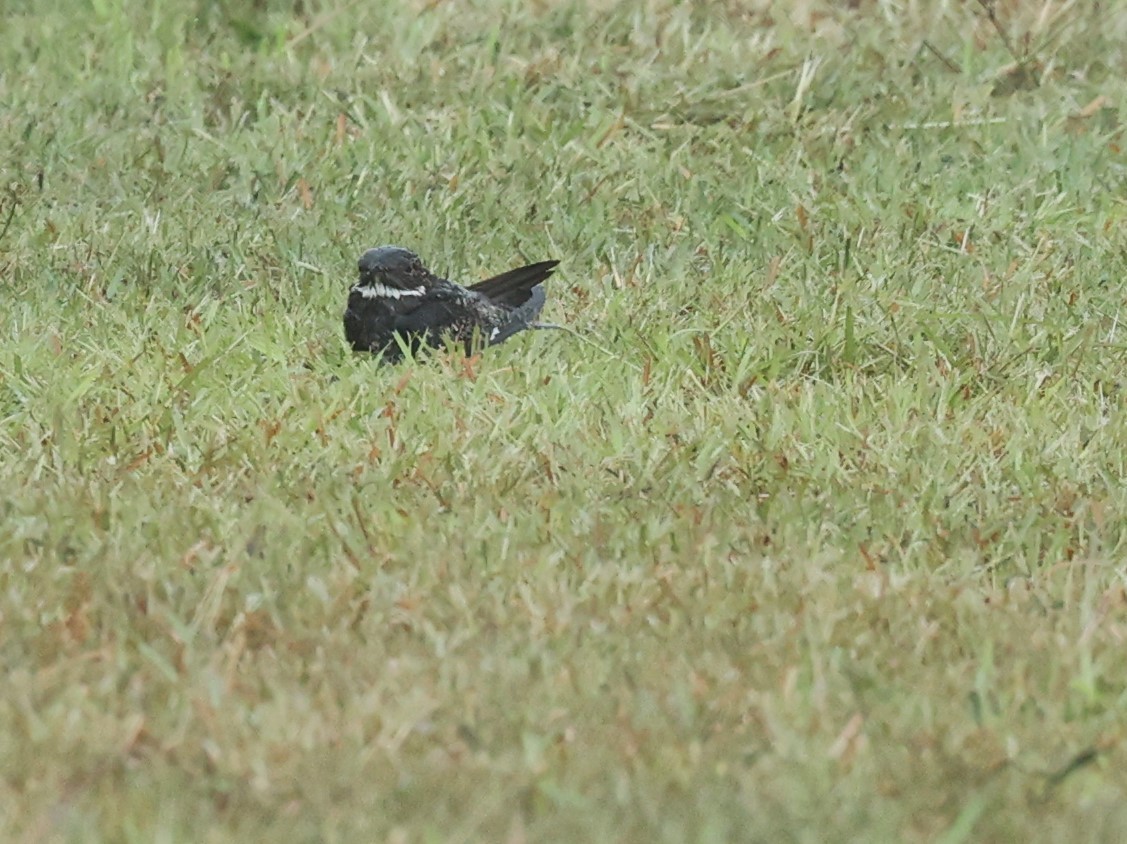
[2,0,1126,840]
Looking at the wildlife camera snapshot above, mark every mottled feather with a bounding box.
[343,246,558,363]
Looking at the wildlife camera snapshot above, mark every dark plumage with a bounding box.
[343,246,559,363]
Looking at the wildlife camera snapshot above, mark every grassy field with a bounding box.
[2,0,1127,840]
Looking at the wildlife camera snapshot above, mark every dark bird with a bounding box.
[343,246,559,363]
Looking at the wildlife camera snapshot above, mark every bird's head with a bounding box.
[354,246,429,299]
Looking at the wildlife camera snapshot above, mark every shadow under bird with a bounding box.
[343,246,560,363]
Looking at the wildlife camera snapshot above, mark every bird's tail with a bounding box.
[488,285,547,345]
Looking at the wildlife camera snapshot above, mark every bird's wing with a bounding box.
[390,292,464,334]
[468,260,559,307]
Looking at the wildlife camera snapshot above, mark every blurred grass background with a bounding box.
[2,0,1126,840]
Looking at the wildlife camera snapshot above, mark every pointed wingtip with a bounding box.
[468,259,559,305]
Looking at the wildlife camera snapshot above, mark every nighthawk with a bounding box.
[343,246,560,363]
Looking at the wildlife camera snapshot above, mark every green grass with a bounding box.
[2,0,1127,840]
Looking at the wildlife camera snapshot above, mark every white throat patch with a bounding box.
[352,283,426,300]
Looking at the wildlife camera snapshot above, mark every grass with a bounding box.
[2,0,1127,840]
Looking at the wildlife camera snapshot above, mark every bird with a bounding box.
[343,245,560,363]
